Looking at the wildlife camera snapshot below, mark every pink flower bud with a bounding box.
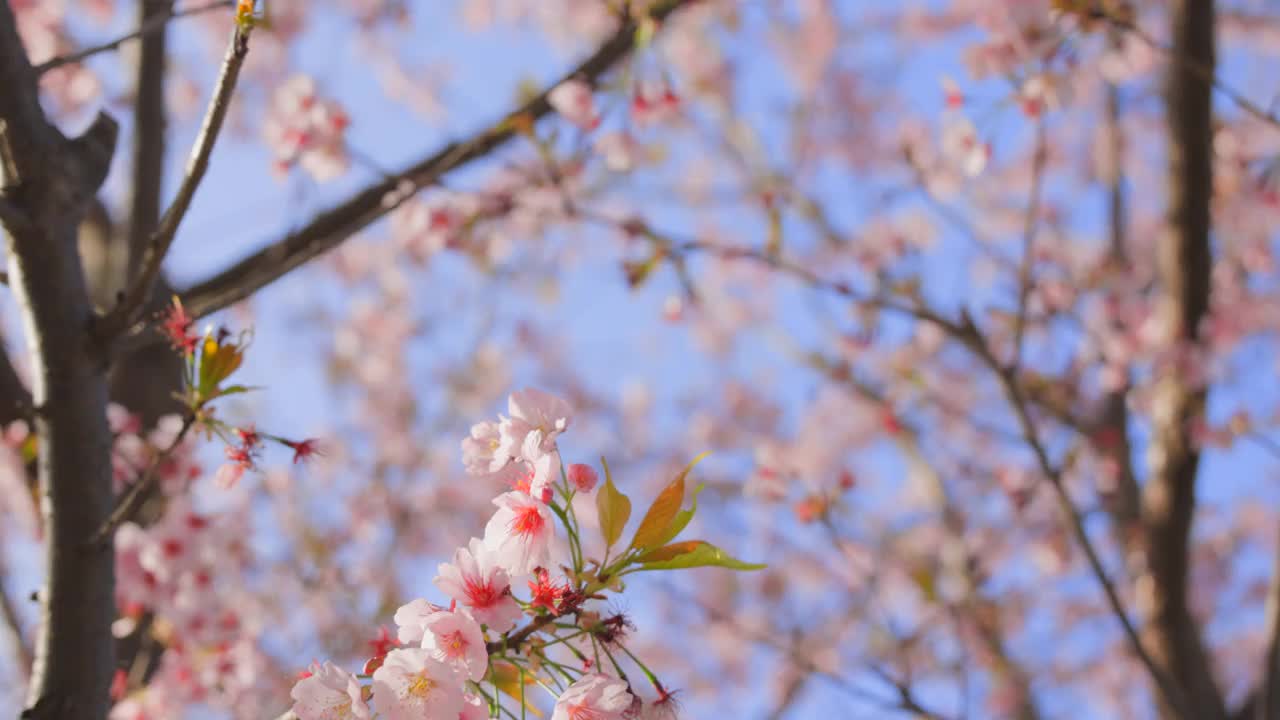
[567,463,598,493]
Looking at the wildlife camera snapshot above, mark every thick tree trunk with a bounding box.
[1,2,118,716]
[14,215,115,719]
[1143,1,1224,718]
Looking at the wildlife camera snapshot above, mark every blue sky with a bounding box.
[6,1,1280,717]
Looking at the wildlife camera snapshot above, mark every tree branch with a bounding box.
[88,412,195,547]
[96,23,252,344]
[1010,120,1047,369]
[1139,1,1225,718]
[0,14,58,185]
[959,321,1192,718]
[33,0,233,76]
[126,0,173,279]
[178,0,694,321]
[1098,26,1142,561]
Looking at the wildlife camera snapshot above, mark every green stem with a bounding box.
[598,642,628,681]
[616,641,661,689]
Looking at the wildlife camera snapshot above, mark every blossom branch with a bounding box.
[614,214,1186,716]
[32,0,233,75]
[176,0,695,321]
[96,22,252,345]
[825,368,1041,719]
[956,316,1192,719]
[87,411,196,547]
[674,586,953,719]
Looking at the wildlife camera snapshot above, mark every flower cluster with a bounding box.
[546,76,682,175]
[110,495,270,717]
[291,388,762,719]
[263,74,351,181]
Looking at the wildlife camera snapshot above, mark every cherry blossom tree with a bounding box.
[2,0,1279,719]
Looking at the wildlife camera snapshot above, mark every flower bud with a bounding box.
[567,463,599,492]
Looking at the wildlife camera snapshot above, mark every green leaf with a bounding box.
[623,255,662,289]
[629,452,709,552]
[206,384,260,401]
[658,482,704,547]
[636,541,765,572]
[635,16,657,49]
[596,457,631,550]
[635,540,703,564]
[490,662,542,718]
[196,337,244,399]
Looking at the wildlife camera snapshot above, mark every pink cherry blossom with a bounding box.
[548,79,600,130]
[433,539,523,631]
[630,79,680,127]
[508,388,573,438]
[519,430,560,501]
[290,661,371,720]
[461,421,504,475]
[418,609,487,681]
[391,195,468,262]
[551,674,633,720]
[263,74,351,181]
[370,648,465,720]
[940,112,989,178]
[392,598,447,645]
[495,388,573,464]
[594,131,641,172]
[459,692,487,720]
[482,491,558,576]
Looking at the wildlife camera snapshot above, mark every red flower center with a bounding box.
[509,505,545,538]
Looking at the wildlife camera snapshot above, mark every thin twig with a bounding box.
[96,23,252,345]
[1010,120,1047,369]
[87,413,196,547]
[33,0,233,75]
[485,610,562,656]
[671,585,953,720]
[956,319,1192,719]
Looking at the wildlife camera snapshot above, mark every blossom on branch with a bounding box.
[552,674,634,720]
[433,539,522,631]
[483,491,558,576]
[549,79,600,130]
[290,661,371,720]
[370,648,465,720]
[418,609,488,681]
